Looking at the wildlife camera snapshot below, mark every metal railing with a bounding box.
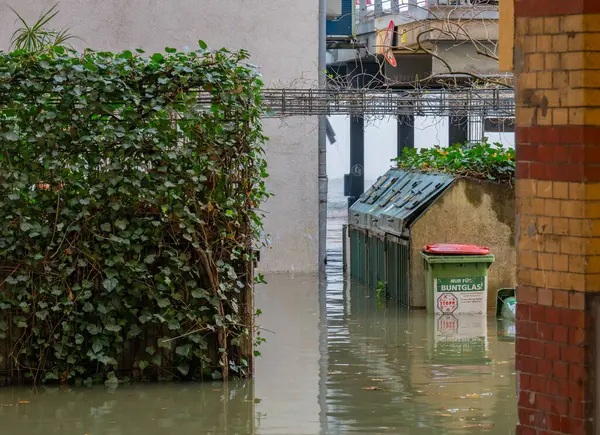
[356,0,498,21]
[196,88,515,117]
[356,0,409,22]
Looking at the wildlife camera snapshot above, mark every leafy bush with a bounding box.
[394,140,515,184]
[0,44,267,384]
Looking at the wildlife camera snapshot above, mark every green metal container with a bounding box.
[349,229,367,282]
[496,288,517,319]
[386,235,410,305]
[421,253,495,314]
[348,168,455,305]
[342,224,348,273]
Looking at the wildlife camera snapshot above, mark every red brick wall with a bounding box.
[515,1,600,434]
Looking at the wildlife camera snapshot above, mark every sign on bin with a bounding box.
[434,276,487,315]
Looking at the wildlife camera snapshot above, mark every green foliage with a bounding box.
[376,281,387,309]
[9,3,78,52]
[0,43,268,384]
[394,140,515,184]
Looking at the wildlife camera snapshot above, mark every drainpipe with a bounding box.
[318,0,328,271]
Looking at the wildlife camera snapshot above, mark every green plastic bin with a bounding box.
[422,249,495,315]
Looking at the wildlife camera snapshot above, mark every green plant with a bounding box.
[0,42,268,384]
[9,3,78,52]
[394,140,515,184]
[376,281,387,308]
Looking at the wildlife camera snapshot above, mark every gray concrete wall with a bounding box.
[432,42,499,75]
[410,178,516,311]
[0,0,319,273]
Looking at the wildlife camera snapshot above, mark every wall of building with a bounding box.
[432,42,500,76]
[409,178,516,310]
[0,0,318,273]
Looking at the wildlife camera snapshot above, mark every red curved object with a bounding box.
[424,243,490,255]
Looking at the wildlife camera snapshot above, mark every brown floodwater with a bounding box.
[0,180,517,434]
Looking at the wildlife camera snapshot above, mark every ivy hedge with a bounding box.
[0,44,268,384]
[394,140,515,184]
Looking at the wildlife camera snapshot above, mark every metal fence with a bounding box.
[356,0,498,21]
[198,88,514,118]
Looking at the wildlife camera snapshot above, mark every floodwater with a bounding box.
[0,180,517,434]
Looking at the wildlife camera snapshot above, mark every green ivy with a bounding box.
[394,140,515,184]
[0,43,269,384]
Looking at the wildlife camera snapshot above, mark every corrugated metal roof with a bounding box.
[350,168,454,236]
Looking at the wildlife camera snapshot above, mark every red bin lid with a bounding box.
[424,243,491,255]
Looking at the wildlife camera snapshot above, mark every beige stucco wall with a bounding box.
[410,178,516,310]
[0,0,318,273]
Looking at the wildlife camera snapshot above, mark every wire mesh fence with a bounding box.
[196,88,514,118]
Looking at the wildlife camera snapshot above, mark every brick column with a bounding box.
[514,1,600,434]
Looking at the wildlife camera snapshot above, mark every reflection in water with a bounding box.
[1,382,255,435]
[0,180,516,434]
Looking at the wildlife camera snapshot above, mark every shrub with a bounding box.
[394,140,515,184]
[0,44,268,384]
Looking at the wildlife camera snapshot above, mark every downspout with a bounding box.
[318,1,330,433]
[318,0,328,271]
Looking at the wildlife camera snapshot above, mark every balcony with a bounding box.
[355,0,499,35]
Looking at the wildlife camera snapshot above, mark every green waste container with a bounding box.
[421,244,495,315]
[496,288,517,320]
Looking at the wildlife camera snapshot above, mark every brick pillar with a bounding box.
[514,1,600,434]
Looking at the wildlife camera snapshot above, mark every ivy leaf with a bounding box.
[175,344,191,357]
[75,334,84,345]
[105,372,119,386]
[105,323,122,332]
[102,278,118,292]
[177,364,190,376]
[191,289,207,299]
[92,338,103,354]
[157,337,171,349]
[100,223,112,232]
[115,219,128,230]
[87,324,102,335]
[128,324,142,339]
[35,310,49,320]
[3,131,19,141]
[167,319,180,330]
[198,40,208,50]
[145,346,156,355]
[139,313,153,324]
[157,298,170,308]
[138,360,149,370]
